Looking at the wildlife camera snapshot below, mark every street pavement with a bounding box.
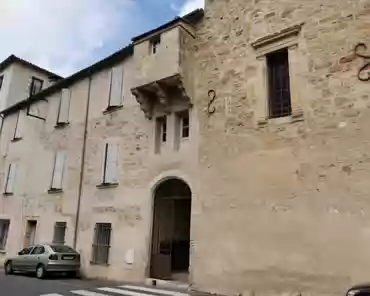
[0,270,192,296]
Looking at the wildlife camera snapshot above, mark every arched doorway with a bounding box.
[150,178,192,281]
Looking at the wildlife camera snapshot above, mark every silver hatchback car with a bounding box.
[4,244,80,279]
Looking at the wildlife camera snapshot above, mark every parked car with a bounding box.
[347,285,370,296]
[4,244,80,279]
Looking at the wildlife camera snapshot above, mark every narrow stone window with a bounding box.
[4,163,17,195]
[155,116,167,154]
[91,223,111,265]
[57,88,71,125]
[0,220,10,250]
[101,142,119,185]
[52,222,66,244]
[13,110,24,140]
[50,151,66,191]
[180,111,190,139]
[108,66,124,109]
[150,35,161,55]
[267,49,292,118]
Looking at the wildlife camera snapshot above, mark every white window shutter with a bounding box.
[109,67,123,107]
[52,151,65,189]
[58,89,71,123]
[5,163,17,193]
[106,143,118,184]
[14,111,23,139]
[101,143,108,184]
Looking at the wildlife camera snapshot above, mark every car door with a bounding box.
[27,245,45,271]
[13,246,33,271]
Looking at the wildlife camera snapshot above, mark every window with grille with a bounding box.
[267,49,292,118]
[0,220,10,250]
[52,222,66,244]
[91,223,111,265]
[29,77,43,96]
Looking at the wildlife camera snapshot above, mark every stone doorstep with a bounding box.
[145,277,190,291]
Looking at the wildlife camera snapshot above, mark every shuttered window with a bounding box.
[4,163,16,194]
[29,77,43,96]
[52,222,66,244]
[51,151,66,190]
[13,110,24,140]
[91,223,111,265]
[0,220,10,250]
[101,143,119,185]
[57,89,71,124]
[108,67,123,108]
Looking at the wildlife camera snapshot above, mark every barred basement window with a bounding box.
[0,220,10,250]
[91,223,111,265]
[52,222,66,244]
[267,49,292,118]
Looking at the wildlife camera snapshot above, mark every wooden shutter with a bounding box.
[14,111,23,139]
[58,89,71,123]
[51,151,65,189]
[109,67,123,107]
[5,163,17,193]
[105,143,118,184]
[101,143,108,184]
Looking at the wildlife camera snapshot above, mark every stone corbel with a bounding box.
[153,82,169,106]
[132,88,153,119]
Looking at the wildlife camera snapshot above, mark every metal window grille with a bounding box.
[52,222,66,244]
[0,220,10,250]
[91,223,111,265]
[267,49,292,118]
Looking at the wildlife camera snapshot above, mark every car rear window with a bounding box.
[50,245,76,253]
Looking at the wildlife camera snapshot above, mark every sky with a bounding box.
[0,0,204,77]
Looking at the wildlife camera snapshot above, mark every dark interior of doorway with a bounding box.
[150,178,191,281]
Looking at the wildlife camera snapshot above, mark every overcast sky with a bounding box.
[0,0,204,76]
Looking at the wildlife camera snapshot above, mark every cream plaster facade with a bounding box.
[0,1,370,296]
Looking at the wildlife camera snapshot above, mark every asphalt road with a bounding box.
[0,270,192,296]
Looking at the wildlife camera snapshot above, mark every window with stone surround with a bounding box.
[29,76,43,96]
[155,116,167,154]
[150,35,161,55]
[251,24,304,125]
[267,49,292,118]
[52,222,66,244]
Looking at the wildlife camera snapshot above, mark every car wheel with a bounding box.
[4,261,13,275]
[36,264,46,279]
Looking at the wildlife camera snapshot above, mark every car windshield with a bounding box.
[49,245,76,253]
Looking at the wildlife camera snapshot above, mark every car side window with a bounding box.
[31,246,45,255]
[19,247,33,255]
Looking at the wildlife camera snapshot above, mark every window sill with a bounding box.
[257,110,304,128]
[103,105,123,115]
[48,188,63,194]
[96,183,119,189]
[11,137,22,143]
[90,261,110,266]
[55,122,70,129]
[3,192,13,196]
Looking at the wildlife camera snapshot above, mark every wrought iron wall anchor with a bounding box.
[207,89,216,116]
[354,43,370,82]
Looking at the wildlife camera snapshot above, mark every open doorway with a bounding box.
[24,220,37,248]
[150,178,191,282]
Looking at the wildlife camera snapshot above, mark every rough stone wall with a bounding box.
[191,0,370,295]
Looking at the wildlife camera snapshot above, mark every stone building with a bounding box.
[1,1,370,296]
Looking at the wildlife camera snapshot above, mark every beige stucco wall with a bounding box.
[190,0,370,295]
[0,65,15,111]
[4,62,54,110]
[0,76,87,265]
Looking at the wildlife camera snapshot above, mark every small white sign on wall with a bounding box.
[125,249,135,265]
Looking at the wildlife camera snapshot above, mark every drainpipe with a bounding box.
[73,76,92,249]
